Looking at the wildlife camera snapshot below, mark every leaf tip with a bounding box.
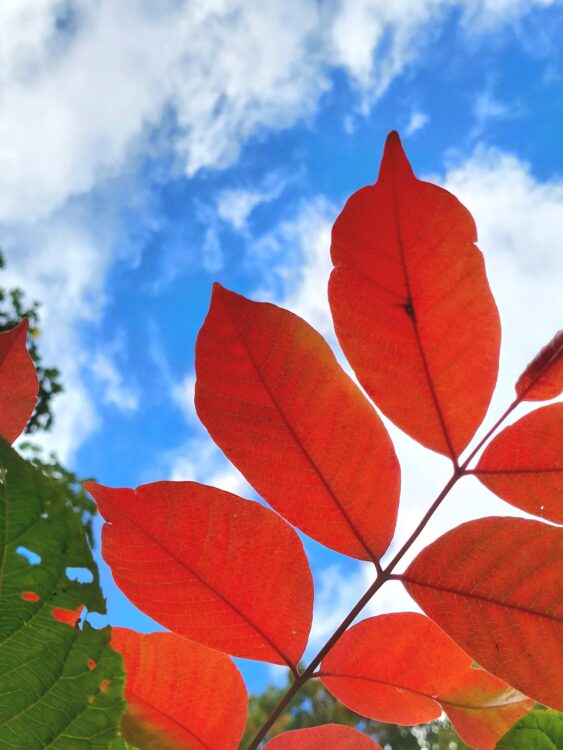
[83,481,118,519]
[379,129,414,183]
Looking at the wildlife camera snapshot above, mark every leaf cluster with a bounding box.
[0,133,561,750]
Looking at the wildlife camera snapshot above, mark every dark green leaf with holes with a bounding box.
[0,438,125,749]
[496,710,563,750]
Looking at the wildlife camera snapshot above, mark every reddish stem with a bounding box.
[245,396,522,749]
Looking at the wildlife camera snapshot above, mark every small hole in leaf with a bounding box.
[40,512,49,519]
[16,547,42,565]
[88,658,96,670]
[21,591,40,602]
[100,679,110,693]
[65,567,94,583]
[87,695,95,704]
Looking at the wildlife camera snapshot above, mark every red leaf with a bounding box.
[401,517,563,710]
[329,131,500,458]
[0,319,39,443]
[195,284,400,562]
[319,613,472,724]
[264,725,382,749]
[112,628,247,750]
[87,481,313,667]
[476,404,563,524]
[439,668,534,750]
[515,330,562,401]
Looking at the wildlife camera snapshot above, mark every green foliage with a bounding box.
[495,710,563,750]
[19,442,97,546]
[242,674,471,750]
[110,739,139,749]
[0,438,124,748]
[0,251,62,434]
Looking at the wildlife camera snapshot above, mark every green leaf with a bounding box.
[0,438,125,749]
[109,739,139,749]
[496,710,563,749]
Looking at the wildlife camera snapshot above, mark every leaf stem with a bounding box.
[245,569,389,749]
[245,397,523,748]
[459,398,519,470]
[246,472,464,748]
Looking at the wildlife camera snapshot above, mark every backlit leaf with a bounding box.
[402,517,563,710]
[0,439,124,749]
[329,131,500,458]
[476,404,563,524]
[264,724,383,749]
[195,284,400,561]
[439,667,534,750]
[319,613,472,724]
[515,331,562,401]
[495,709,563,750]
[88,480,313,667]
[112,628,247,750]
[0,320,39,443]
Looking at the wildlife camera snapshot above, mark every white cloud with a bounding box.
[2,0,559,223]
[171,372,198,424]
[405,110,430,136]
[217,172,290,232]
[0,0,325,223]
[90,352,139,412]
[252,197,338,338]
[167,435,252,497]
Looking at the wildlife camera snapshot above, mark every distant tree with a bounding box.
[0,250,96,543]
[0,251,63,433]
[241,673,471,750]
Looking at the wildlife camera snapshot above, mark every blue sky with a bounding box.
[2,0,562,693]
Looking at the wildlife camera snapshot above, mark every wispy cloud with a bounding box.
[1,0,556,222]
[405,110,430,136]
[90,352,139,413]
[217,172,290,233]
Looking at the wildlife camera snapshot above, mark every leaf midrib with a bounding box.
[219,297,381,564]
[109,501,294,669]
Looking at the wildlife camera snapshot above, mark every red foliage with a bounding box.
[112,628,247,750]
[5,132,559,750]
[329,132,501,458]
[87,480,313,667]
[0,319,38,442]
[264,724,383,749]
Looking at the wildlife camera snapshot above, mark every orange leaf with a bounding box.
[0,319,39,443]
[112,628,247,750]
[195,284,400,562]
[264,725,382,749]
[401,517,563,710]
[329,132,500,459]
[319,613,472,724]
[439,668,534,750]
[476,404,563,524]
[515,330,562,401]
[88,481,313,667]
